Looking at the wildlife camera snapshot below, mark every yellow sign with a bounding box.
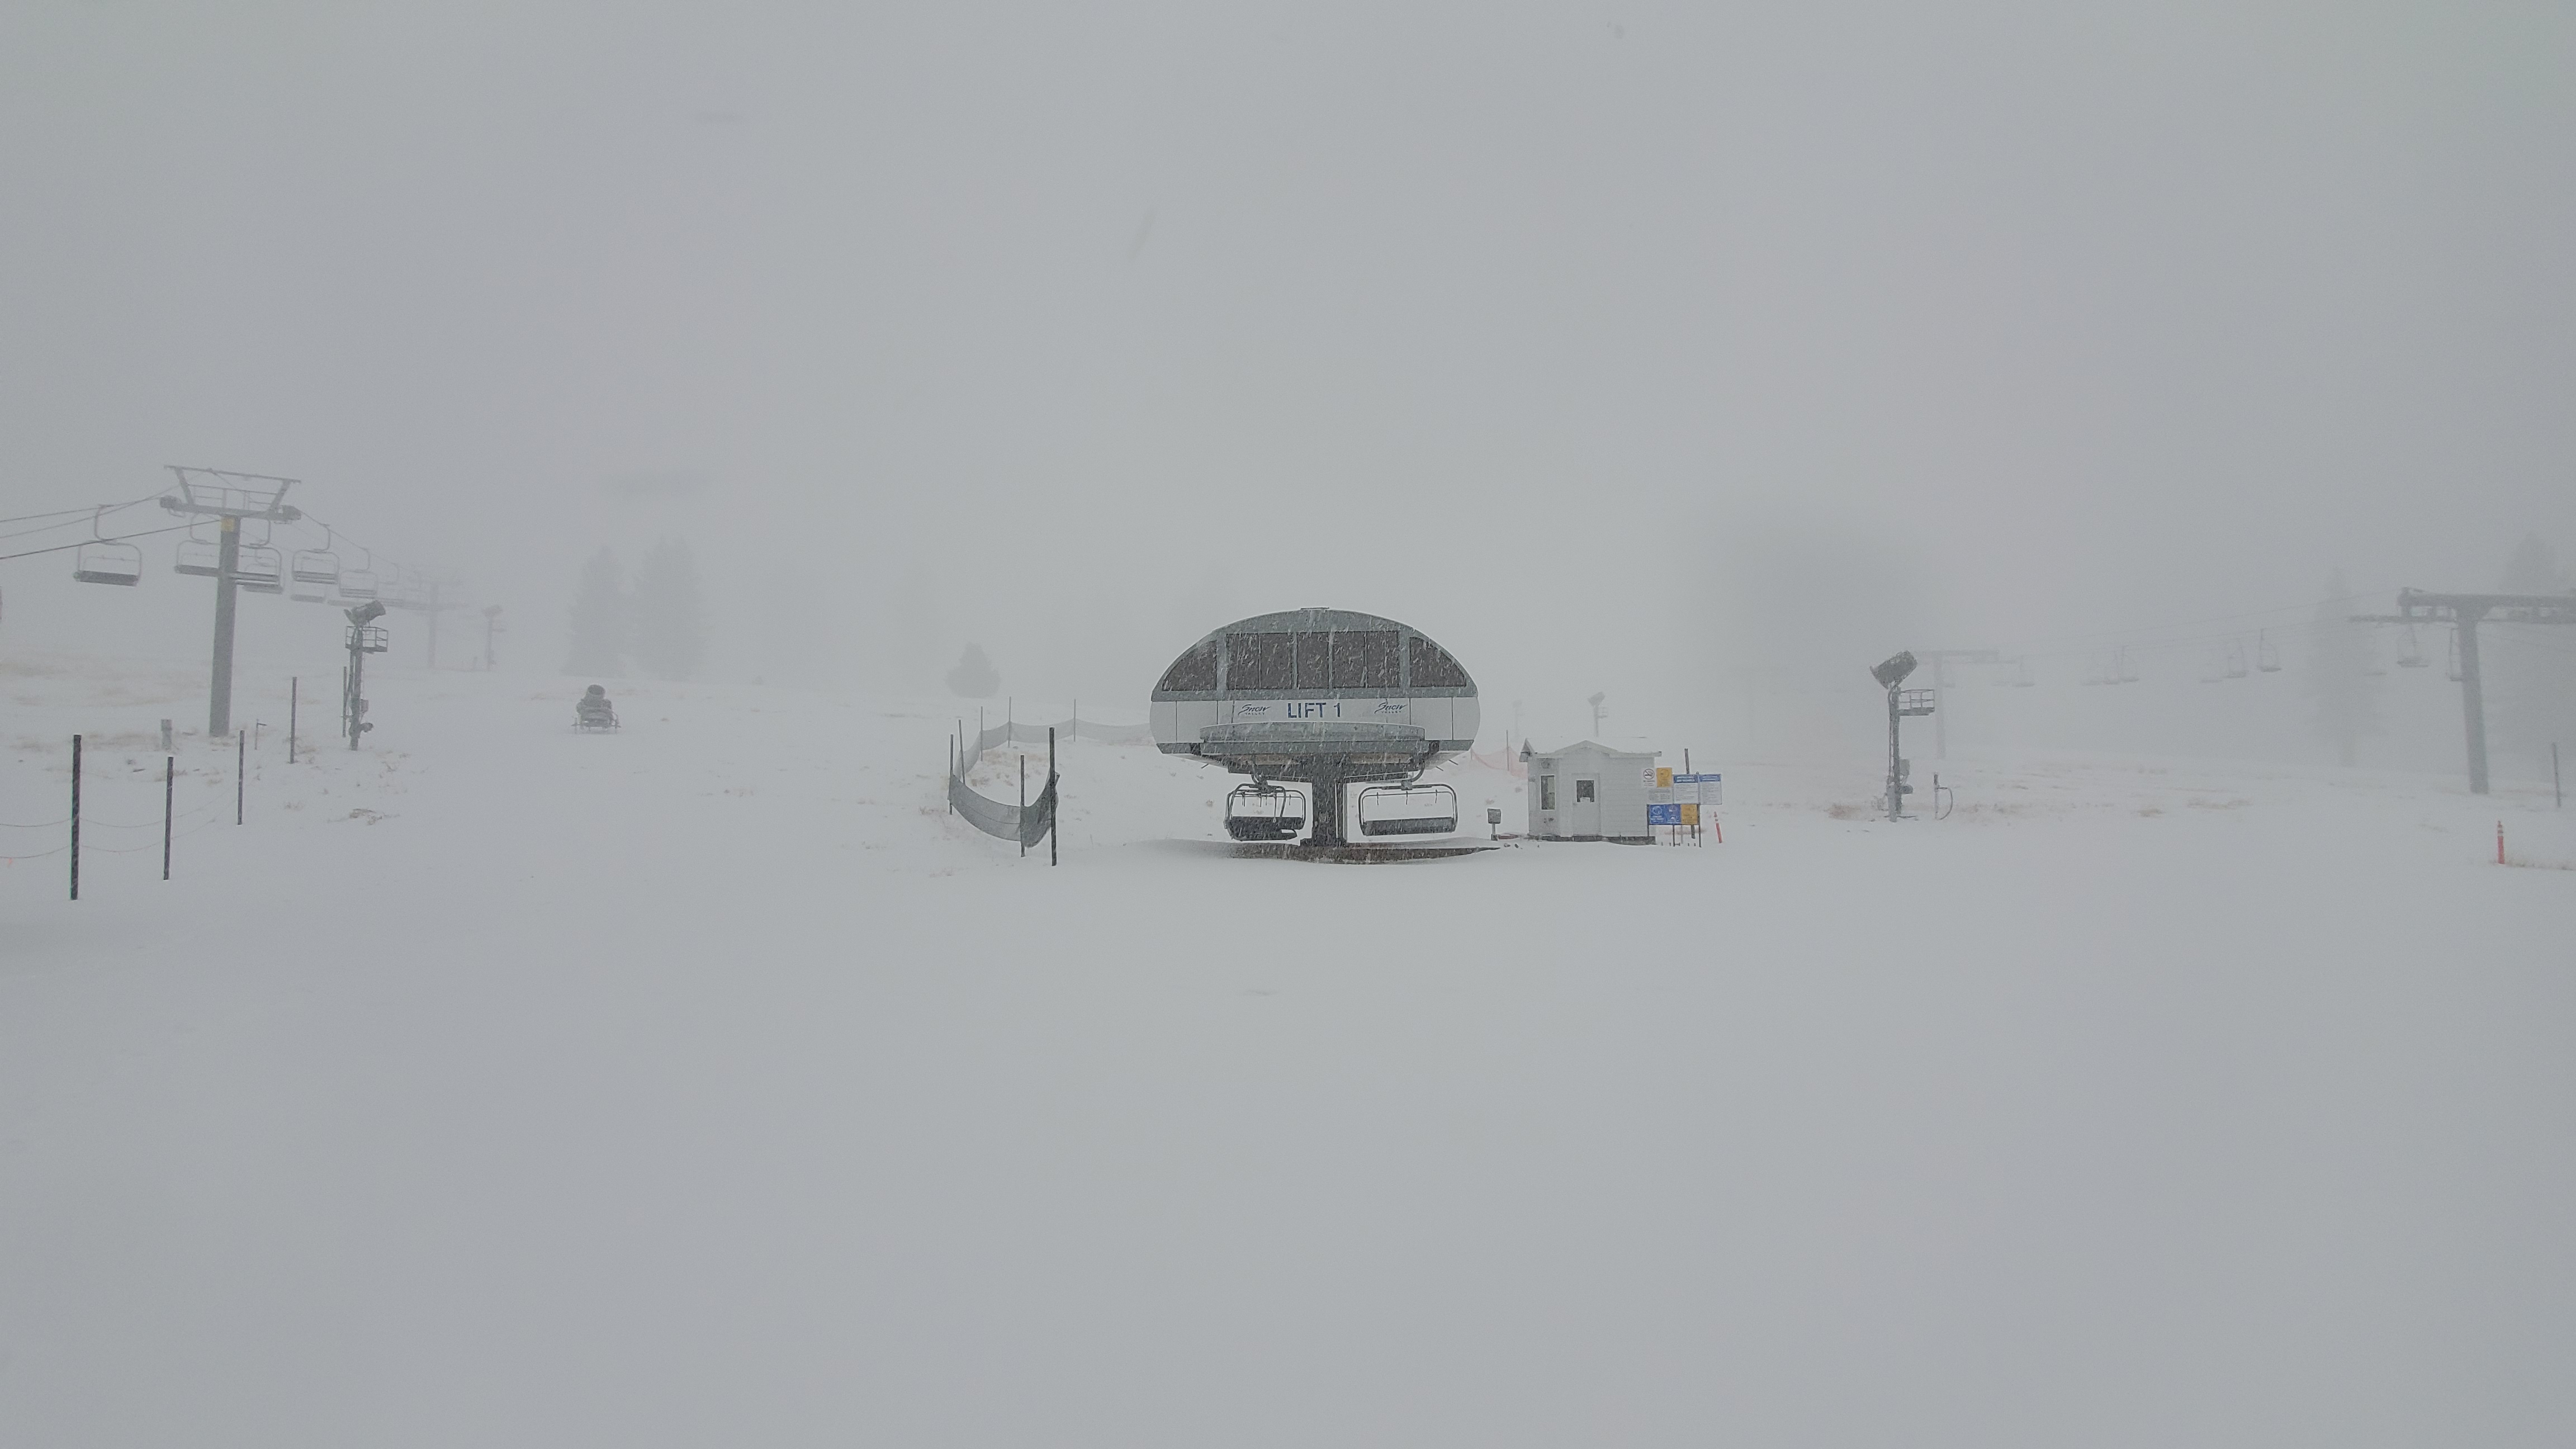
[1656,768,1673,788]
[1679,803,1699,826]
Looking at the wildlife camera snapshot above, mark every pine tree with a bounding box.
[2304,568,2381,766]
[630,537,707,681]
[947,643,1000,698]
[564,547,627,676]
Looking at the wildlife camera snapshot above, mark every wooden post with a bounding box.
[69,734,81,901]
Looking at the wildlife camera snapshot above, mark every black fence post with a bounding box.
[236,730,245,825]
[163,754,174,880]
[69,734,81,901]
[1049,727,1058,866]
[1019,755,1027,858]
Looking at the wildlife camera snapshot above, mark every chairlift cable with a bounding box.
[0,487,169,532]
[0,523,195,564]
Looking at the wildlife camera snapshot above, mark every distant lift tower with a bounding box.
[1872,651,1936,820]
[160,467,301,737]
[2354,589,2576,794]
[1918,649,2001,758]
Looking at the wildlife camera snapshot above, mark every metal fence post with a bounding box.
[164,754,174,880]
[1049,727,1058,866]
[1019,755,1027,858]
[236,730,246,824]
[69,734,81,901]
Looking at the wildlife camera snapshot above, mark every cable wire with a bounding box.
[0,522,196,564]
[0,486,169,531]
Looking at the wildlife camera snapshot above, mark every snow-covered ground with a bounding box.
[4,652,2572,1446]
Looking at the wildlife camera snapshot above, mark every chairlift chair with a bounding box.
[2224,640,2248,679]
[1224,782,1305,841]
[2255,630,2282,673]
[73,541,144,586]
[236,545,285,593]
[2395,624,2428,668]
[337,568,379,602]
[1357,781,1459,837]
[174,538,221,577]
[2445,629,2462,682]
[290,549,341,603]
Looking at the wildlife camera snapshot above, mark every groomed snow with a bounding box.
[4,654,2572,1446]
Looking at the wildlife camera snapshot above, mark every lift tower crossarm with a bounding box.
[2351,589,2576,795]
[159,467,302,737]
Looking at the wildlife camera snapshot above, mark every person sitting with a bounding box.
[575,684,615,726]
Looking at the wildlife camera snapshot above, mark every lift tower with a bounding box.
[160,468,301,737]
[2355,589,2576,794]
[1918,648,2001,758]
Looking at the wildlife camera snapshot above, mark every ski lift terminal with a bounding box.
[1152,607,1480,847]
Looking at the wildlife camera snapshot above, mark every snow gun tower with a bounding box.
[1151,608,1481,848]
[1873,650,1935,821]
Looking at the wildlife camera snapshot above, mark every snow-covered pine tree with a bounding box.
[630,537,707,681]
[2304,568,2381,767]
[564,547,627,676]
[947,643,1000,698]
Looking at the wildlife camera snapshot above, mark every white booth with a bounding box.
[1523,740,1659,842]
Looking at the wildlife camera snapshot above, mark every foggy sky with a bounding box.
[4,2,2570,759]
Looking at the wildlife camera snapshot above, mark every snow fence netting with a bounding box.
[961,714,1152,754]
[948,725,1060,849]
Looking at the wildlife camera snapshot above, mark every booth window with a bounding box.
[1331,631,1402,689]
[1294,632,1330,690]
[1407,636,1472,689]
[1575,778,1597,803]
[1227,633,1296,690]
[1156,640,1218,693]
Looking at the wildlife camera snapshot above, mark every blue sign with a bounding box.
[1675,773,1721,784]
[1647,803,1682,826]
